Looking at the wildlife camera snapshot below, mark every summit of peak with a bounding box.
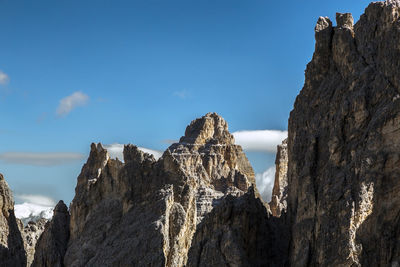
[179,112,234,145]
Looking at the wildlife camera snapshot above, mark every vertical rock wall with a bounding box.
[269,139,288,217]
[0,174,27,267]
[31,201,69,267]
[287,1,400,265]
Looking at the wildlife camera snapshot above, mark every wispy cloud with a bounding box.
[173,89,190,99]
[15,194,56,206]
[104,143,163,161]
[0,152,84,166]
[232,130,287,153]
[162,139,178,145]
[0,70,10,85]
[255,166,275,202]
[56,91,89,116]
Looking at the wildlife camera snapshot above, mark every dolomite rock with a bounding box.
[6,2,400,266]
[0,173,27,266]
[269,139,288,217]
[57,112,257,267]
[187,187,288,267]
[21,219,47,267]
[31,201,69,267]
[287,1,400,265]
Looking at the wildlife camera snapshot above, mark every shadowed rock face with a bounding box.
[55,112,258,267]
[187,187,288,267]
[287,1,400,266]
[31,201,69,267]
[0,174,27,267]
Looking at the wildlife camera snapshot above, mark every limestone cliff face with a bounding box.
[287,1,400,265]
[21,219,47,267]
[269,139,288,217]
[0,173,27,266]
[58,112,257,267]
[187,187,288,267]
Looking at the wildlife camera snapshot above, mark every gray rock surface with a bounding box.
[287,1,400,265]
[21,219,47,267]
[187,186,288,267]
[0,173,27,267]
[31,201,69,267]
[269,139,288,217]
[59,112,258,267]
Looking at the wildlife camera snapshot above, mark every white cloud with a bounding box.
[15,194,56,206]
[255,166,276,202]
[104,143,163,161]
[0,70,9,85]
[232,130,287,153]
[0,152,84,166]
[56,91,89,116]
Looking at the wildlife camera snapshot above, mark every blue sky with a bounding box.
[0,0,373,207]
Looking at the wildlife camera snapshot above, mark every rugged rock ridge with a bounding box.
[287,1,400,266]
[0,173,27,267]
[33,112,259,267]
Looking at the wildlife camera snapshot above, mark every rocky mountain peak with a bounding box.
[53,200,67,214]
[49,112,257,266]
[88,142,109,164]
[32,200,69,267]
[123,144,155,164]
[315,16,332,33]
[336,12,354,29]
[179,112,234,146]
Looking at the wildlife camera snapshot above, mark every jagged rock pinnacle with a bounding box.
[336,13,354,29]
[179,112,234,145]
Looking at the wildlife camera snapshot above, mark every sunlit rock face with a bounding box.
[0,174,26,266]
[21,219,47,267]
[287,2,400,265]
[269,139,288,217]
[42,112,260,267]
